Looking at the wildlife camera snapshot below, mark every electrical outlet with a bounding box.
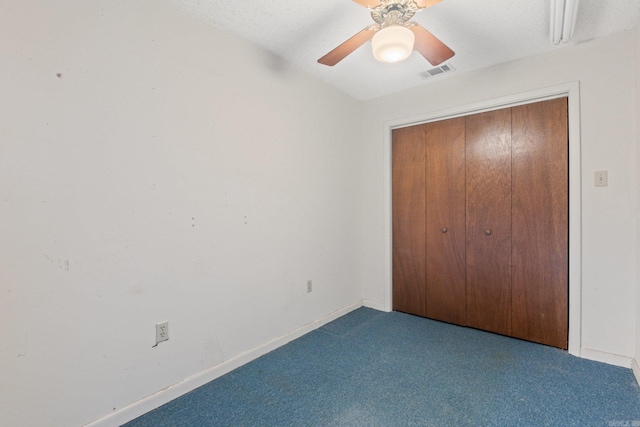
[307,280,313,293]
[156,321,169,344]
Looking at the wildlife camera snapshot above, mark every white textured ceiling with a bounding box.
[170,0,639,100]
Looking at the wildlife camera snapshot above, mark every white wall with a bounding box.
[0,1,364,426]
[361,29,638,362]
[635,23,640,371]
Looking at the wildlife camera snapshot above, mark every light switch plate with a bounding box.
[594,171,608,187]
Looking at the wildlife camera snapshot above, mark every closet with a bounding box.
[392,97,568,349]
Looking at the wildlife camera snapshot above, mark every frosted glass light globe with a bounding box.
[371,25,415,63]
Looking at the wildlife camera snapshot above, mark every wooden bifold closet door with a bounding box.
[511,100,568,349]
[465,108,513,337]
[392,125,427,317]
[392,97,568,349]
[425,118,466,325]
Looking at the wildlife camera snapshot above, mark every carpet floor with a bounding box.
[123,308,640,426]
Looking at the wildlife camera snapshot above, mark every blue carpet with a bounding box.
[123,308,640,426]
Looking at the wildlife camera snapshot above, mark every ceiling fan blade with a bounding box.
[318,27,377,66]
[415,0,442,8]
[410,24,454,66]
[351,0,382,8]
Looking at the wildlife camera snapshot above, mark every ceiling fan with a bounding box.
[318,0,454,66]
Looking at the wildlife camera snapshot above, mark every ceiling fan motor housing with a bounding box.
[371,0,419,27]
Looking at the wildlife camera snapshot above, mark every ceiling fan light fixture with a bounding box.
[371,25,415,63]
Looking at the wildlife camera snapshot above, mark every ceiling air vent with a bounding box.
[419,63,455,80]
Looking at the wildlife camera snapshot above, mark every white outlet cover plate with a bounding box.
[156,321,169,344]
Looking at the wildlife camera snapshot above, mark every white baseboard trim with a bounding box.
[84,301,364,427]
[580,347,633,369]
[631,359,640,386]
[362,299,387,311]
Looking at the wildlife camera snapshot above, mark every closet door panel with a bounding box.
[511,98,569,349]
[465,109,512,336]
[392,126,427,316]
[425,118,466,325]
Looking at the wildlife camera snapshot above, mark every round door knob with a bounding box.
[485,229,492,236]
[441,227,448,233]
